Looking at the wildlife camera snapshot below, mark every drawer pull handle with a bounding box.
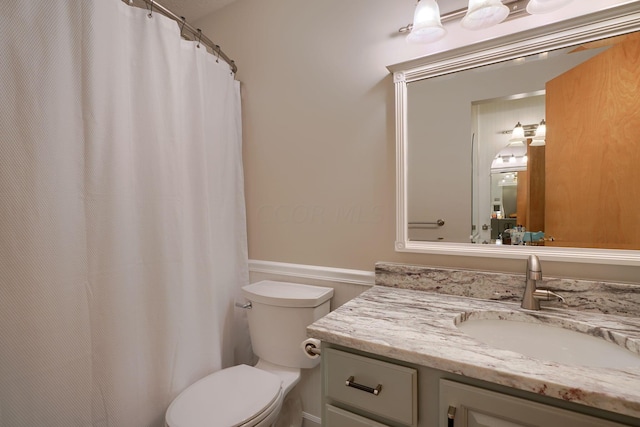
[345,376,382,396]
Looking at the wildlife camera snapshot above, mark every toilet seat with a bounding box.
[165,364,283,427]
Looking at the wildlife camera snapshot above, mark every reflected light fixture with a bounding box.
[407,0,447,44]
[491,142,528,173]
[461,0,510,30]
[499,173,518,186]
[509,122,526,144]
[526,0,574,14]
[529,119,546,146]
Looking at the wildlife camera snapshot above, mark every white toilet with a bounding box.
[165,280,333,427]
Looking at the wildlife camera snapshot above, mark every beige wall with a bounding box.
[196,0,640,284]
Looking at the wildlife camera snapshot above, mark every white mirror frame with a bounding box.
[390,3,640,266]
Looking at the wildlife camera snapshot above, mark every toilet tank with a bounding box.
[241,281,333,369]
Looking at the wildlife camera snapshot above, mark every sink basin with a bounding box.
[456,312,640,369]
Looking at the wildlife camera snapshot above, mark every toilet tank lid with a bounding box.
[242,281,334,308]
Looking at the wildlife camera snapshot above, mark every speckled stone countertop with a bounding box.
[307,285,640,419]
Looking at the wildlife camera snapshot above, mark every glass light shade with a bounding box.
[530,119,546,146]
[509,122,526,144]
[461,0,510,30]
[407,0,447,44]
[526,0,574,14]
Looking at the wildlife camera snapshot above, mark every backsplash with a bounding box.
[375,262,640,318]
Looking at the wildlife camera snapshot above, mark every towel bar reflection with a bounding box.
[408,219,445,228]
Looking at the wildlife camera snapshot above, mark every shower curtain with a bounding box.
[0,1,250,426]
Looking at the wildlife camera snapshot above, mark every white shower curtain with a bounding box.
[0,1,250,426]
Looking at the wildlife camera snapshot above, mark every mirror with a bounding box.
[389,3,640,264]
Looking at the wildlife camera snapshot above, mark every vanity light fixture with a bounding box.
[499,173,518,186]
[491,142,528,173]
[401,0,575,44]
[407,0,447,44]
[529,119,546,146]
[509,122,526,144]
[461,0,510,30]
[499,121,544,139]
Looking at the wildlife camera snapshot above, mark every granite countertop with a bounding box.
[307,286,640,419]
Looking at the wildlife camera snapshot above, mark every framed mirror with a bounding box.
[389,3,640,265]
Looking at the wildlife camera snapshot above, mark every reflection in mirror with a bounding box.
[475,93,547,245]
[404,30,640,250]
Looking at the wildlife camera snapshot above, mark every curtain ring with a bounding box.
[196,29,202,48]
[215,45,220,63]
[180,16,186,38]
[147,0,154,18]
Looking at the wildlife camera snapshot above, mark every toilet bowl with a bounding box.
[165,364,283,427]
[165,281,333,427]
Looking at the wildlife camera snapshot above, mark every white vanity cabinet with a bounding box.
[439,380,628,427]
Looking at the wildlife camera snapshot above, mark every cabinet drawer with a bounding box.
[326,404,391,427]
[324,348,418,426]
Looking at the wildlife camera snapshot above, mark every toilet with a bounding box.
[165,280,334,427]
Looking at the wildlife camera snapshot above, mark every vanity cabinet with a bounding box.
[321,344,636,427]
[325,405,391,427]
[439,379,628,427]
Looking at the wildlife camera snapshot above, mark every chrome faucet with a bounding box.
[521,254,565,310]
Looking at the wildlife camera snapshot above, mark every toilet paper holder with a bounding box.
[303,340,321,357]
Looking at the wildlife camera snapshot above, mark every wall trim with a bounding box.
[249,260,375,286]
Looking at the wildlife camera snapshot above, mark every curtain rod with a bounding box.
[124,0,237,74]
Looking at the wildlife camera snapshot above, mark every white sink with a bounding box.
[456,312,640,369]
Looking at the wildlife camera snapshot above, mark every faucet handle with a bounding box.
[533,289,565,303]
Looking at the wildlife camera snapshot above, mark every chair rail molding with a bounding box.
[248,260,375,286]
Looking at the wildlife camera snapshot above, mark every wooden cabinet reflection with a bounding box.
[545,32,640,249]
[518,143,545,235]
